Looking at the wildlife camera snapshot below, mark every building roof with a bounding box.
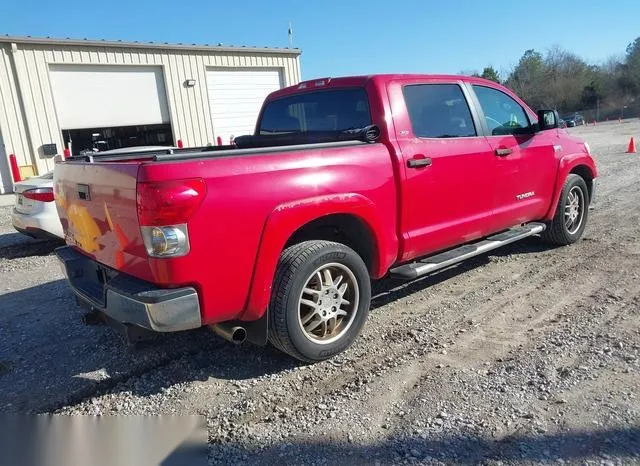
[0,34,301,55]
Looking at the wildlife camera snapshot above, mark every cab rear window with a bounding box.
[258,88,371,134]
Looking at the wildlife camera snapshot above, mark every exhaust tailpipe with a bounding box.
[212,324,247,345]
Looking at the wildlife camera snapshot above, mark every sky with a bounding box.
[1,0,639,81]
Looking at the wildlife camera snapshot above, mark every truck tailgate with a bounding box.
[53,161,151,278]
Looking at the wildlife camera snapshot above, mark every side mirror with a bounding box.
[537,109,560,131]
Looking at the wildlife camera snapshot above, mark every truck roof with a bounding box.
[267,74,501,99]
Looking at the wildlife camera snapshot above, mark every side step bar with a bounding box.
[389,222,546,280]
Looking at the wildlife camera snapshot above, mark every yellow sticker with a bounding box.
[67,202,101,253]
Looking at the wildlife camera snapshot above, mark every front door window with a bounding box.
[472,85,530,135]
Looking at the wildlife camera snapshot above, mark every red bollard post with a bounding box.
[9,154,21,182]
[216,136,222,146]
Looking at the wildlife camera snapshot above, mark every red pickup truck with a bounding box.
[54,74,597,362]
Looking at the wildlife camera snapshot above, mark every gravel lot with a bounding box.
[1,121,639,465]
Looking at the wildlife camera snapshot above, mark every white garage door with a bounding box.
[49,65,170,129]
[206,70,282,144]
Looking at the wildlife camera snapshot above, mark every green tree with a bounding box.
[480,66,501,83]
[620,38,640,96]
[544,46,590,111]
[625,38,640,73]
[478,38,640,118]
[581,81,601,109]
[505,49,547,108]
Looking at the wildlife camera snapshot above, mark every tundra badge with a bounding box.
[516,191,535,200]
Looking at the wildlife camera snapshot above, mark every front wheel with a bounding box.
[268,240,371,362]
[541,174,589,245]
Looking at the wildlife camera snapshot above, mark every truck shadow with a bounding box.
[0,232,62,259]
[371,236,554,309]
[0,279,299,413]
[0,237,560,413]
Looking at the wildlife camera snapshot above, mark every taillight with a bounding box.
[141,224,190,257]
[22,187,54,202]
[136,178,206,226]
[137,179,206,258]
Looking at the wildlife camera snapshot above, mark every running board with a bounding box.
[389,223,546,280]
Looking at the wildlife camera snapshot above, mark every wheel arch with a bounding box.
[240,193,398,321]
[544,155,597,221]
[569,164,594,202]
[284,213,377,275]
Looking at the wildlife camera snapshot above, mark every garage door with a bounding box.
[49,65,170,129]
[206,70,282,144]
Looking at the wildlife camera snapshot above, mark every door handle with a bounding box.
[495,147,512,157]
[407,157,432,168]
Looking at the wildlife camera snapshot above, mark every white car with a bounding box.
[11,170,64,240]
[11,145,177,240]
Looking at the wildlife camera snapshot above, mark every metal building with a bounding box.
[0,35,302,193]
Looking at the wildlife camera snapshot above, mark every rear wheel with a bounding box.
[269,240,371,362]
[542,174,589,245]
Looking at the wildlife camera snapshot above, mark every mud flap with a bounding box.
[244,312,269,346]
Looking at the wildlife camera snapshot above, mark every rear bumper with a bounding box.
[13,225,63,241]
[12,207,64,239]
[55,246,202,332]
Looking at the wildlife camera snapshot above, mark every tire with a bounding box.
[542,174,589,245]
[268,240,371,362]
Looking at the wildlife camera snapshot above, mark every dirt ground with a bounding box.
[0,121,639,465]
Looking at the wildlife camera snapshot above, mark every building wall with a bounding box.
[0,128,11,194]
[0,41,301,188]
[0,44,33,191]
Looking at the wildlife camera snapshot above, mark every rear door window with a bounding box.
[402,84,477,138]
[258,88,371,134]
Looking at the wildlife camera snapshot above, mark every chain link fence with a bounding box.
[568,100,640,123]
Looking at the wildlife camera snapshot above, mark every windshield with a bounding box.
[258,88,371,134]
